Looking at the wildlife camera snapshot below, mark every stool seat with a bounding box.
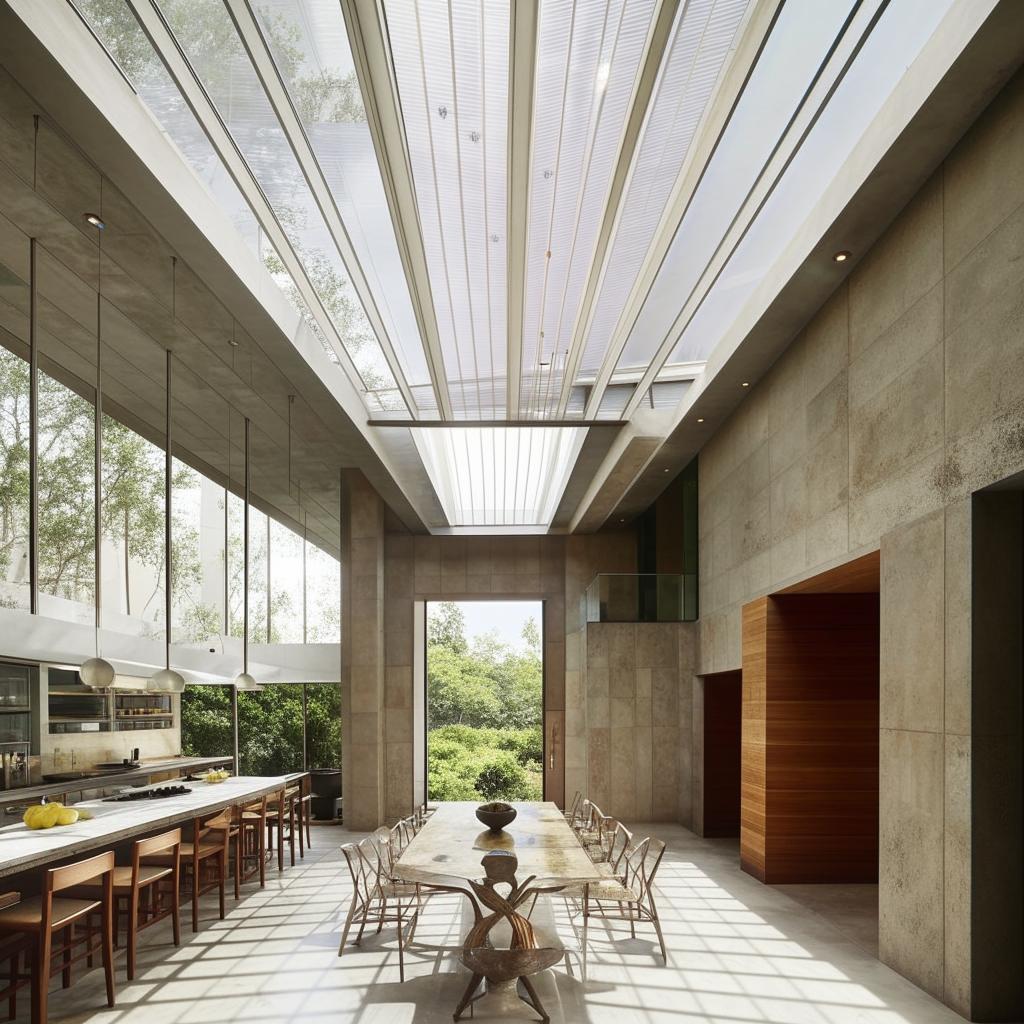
[146,841,220,864]
[74,865,171,894]
[0,896,99,932]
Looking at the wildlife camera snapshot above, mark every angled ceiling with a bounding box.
[3,0,1021,533]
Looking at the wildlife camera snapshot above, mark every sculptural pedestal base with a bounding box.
[454,976,548,1022]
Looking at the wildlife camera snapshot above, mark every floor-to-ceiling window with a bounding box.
[426,600,543,802]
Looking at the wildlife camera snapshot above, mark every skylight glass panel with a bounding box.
[413,427,583,527]
[383,0,509,420]
[151,0,402,399]
[254,0,429,390]
[666,0,957,365]
[520,0,657,420]
[610,0,856,378]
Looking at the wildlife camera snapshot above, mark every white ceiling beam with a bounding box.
[225,0,418,417]
[582,0,782,419]
[123,0,377,406]
[505,0,538,419]
[553,0,680,417]
[617,0,888,419]
[340,0,454,420]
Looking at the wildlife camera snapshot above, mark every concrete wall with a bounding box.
[693,69,1024,1016]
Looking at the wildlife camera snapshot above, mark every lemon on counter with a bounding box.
[23,803,63,829]
[56,807,79,826]
[23,802,82,829]
[76,809,94,821]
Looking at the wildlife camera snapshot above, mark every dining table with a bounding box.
[393,801,604,1020]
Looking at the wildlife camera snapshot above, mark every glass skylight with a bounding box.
[413,426,584,527]
[383,0,509,420]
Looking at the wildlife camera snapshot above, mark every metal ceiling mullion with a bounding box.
[340,0,453,420]
[618,0,884,420]
[124,0,372,404]
[505,0,539,419]
[226,0,417,418]
[581,0,782,420]
[553,0,680,418]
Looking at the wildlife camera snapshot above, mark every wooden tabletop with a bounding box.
[394,801,604,889]
[0,775,294,879]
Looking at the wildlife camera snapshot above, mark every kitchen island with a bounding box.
[0,775,292,879]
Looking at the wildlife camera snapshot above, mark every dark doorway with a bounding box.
[700,670,742,837]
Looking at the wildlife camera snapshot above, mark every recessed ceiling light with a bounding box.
[833,250,852,263]
[663,468,669,473]
[697,417,704,423]
[619,518,625,523]
[84,213,105,230]
[228,339,239,348]
[741,381,750,387]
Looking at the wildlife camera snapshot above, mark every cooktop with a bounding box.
[103,784,192,802]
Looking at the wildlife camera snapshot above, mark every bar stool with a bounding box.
[0,850,115,1024]
[70,829,181,980]
[229,796,267,898]
[295,773,312,857]
[144,812,228,932]
[0,894,28,1020]
[265,788,295,871]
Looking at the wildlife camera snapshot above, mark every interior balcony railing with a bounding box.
[584,573,697,624]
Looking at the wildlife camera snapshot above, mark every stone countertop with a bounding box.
[0,756,234,805]
[0,775,293,879]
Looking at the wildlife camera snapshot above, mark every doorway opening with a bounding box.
[425,600,543,803]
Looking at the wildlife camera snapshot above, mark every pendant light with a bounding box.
[150,258,184,693]
[80,193,115,690]
[234,415,261,692]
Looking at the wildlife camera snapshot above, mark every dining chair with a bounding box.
[265,787,296,871]
[558,836,668,977]
[228,795,267,898]
[338,837,420,982]
[70,828,181,981]
[0,850,116,1024]
[563,790,582,824]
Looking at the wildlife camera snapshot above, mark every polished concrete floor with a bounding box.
[24,823,965,1024]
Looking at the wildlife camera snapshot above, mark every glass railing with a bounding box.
[584,573,697,623]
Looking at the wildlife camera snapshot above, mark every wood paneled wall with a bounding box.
[741,594,880,883]
[702,671,742,837]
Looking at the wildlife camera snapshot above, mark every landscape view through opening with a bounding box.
[426,601,543,803]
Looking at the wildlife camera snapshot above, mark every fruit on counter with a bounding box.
[76,809,94,821]
[201,769,230,783]
[56,807,79,826]
[22,802,82,829]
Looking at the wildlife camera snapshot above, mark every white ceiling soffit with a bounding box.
[574,0,1024,531]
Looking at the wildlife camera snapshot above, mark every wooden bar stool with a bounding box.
[295,774,312,858]
[70,829,181,980]
[229,796,267,898]
[144,812,229,932]
[0,851,115,1024]
[265,788,295,871]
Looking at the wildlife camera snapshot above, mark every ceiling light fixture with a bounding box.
[81,194,116,692]
[741,382,750,387]
[697,417,705,423]
[84,213,105,230]
[833,250,852,263]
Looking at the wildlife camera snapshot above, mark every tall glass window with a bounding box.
[101,415,166,640]
[305,542,339,642]
[248,505,269,645]
[37,372,95,624]
[269,518,302,643]
[237,683,304,775]
[180,682,234,758]
[305,682,341,769]
[0,344,30,610]
[226,489,245,639]
[171,457,225,646]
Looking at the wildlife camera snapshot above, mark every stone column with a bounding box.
[340,470,385,830]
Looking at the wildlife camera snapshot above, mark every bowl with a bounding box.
[475,802,517,832]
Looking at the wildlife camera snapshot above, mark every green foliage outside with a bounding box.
[427,603,543,802]
[180,681,341,775]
